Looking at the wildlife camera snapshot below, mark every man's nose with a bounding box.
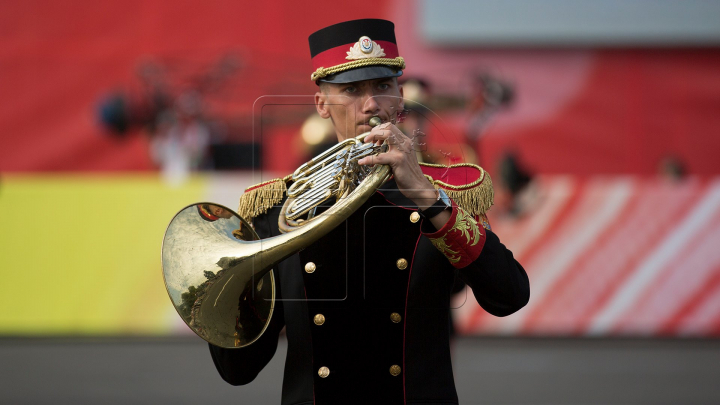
[362,94,380,115]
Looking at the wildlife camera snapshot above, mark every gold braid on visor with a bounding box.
[311,57,405,81]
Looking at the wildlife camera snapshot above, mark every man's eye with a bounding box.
[344,87,357,94]
[378,83,390,90]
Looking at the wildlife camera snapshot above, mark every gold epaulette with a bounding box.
[237,174,293,221]
[419,162,494,216]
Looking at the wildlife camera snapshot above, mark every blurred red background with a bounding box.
[2,0,719,175]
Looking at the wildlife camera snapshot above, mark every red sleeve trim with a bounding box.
[422,204,486,269]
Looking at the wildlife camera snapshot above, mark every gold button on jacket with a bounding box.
[390,312,402,323]
[318,366,330,378]
[389,365,401,376]
[396,258,408,270]
[305,262,316,273]
[313,314,325,325]
[409,211,420,223]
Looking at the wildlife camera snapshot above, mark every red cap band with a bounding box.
[311,40,399,71]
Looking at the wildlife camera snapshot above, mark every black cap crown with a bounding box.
[308,19,404,84]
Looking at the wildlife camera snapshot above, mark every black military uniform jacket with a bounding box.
[209,176,530,405]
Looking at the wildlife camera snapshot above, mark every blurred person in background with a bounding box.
[150,91,211,186]
[496,152,537,218]
[207,19,529,405]
[659,155,687,182]
[465,73,515,169]
[97,55,243,180]
[397,77,430,163]
[465,72,514,142]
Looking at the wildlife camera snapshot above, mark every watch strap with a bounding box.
[419,189,452,220]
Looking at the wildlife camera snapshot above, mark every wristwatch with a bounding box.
[418,189,452,220]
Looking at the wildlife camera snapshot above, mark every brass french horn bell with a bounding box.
[162,118,389,348]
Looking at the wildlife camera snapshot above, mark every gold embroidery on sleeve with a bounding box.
[429,207,481,263]
[454,208,481,246]
[429,236,461,264]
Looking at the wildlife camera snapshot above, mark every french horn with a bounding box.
[162,117,388,348]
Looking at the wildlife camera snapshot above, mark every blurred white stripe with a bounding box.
[588,180,720,335]
[620,217,720,334]
[498,178,635,334]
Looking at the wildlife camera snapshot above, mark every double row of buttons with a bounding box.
[313,307,403,378]
[313,309,403,378]
[309,210,418,380]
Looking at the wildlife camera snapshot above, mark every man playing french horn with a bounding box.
[207,19,530,405]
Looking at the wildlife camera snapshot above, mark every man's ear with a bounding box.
[315,91,331,119]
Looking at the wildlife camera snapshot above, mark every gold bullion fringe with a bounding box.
[237,178,288,221]
[432,171,494,216]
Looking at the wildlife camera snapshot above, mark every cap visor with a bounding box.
[318,66,402,84]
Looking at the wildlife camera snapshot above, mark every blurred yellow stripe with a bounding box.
[0,174,207,335]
